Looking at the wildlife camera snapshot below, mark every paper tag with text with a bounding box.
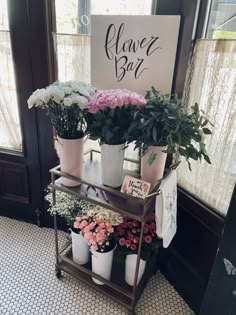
[121,176,151,199]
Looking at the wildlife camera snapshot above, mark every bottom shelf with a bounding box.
[56,248,158,311]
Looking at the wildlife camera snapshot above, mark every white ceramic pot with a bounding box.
[141,146,167,189]
[101,143,125,188]
[71,230,90,265]
[125,254,146,286]
[91,245,116,285]
[55,137,84,187]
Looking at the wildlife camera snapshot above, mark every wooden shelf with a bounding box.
[57,246,158,311]
[50,158,160,222]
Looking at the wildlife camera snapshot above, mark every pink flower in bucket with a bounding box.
[88,89,146,113]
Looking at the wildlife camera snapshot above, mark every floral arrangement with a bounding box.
[27,80,95,139]
[86,89,146,145]
[115,213,161,261]
[87,207,123,226]
[45,189,92,226]
[126,87,213,169]
[74,215,115,252]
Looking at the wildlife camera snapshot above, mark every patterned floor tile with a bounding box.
[0,216,195,315]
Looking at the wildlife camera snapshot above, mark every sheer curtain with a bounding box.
[0,31,22,151]
[178,39,236,216]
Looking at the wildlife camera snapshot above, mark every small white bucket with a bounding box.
[71,230,90,265]
[91,245,116,285]
[125,254,146,286]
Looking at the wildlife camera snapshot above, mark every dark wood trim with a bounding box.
[178,187,225,237]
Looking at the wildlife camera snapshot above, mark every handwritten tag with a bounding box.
[121,176,151,199]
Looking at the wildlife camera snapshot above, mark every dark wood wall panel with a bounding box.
[0,160,29,203]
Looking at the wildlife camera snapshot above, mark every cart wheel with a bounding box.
[55,270,62,279]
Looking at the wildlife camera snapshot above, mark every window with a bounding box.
[206,0,236,39]
[0,0,22,151]
[53,0,155,168]
[177,0,236,216]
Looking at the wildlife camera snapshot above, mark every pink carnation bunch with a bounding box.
[74,215,114,252]
[88,89,146,113]
[115,213,160,260]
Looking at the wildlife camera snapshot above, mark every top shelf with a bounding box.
[49,150,161,222]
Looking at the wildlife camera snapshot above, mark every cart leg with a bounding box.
[55,266,62,279]
[128,310,136,315]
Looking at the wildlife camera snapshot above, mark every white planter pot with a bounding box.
[71,230,90,265]
[125,254,146,286]
[55,137,84,187]
[91,245,116,285]
[101,143,125,188]
[141,146,167,189]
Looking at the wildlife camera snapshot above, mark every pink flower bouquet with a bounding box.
[86,89,146,145]
[74,215,115,252]
[115,213,161,261]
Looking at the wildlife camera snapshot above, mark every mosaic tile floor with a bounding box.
[0,216,195,315]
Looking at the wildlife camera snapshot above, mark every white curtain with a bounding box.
[178,39,236,216]
[0,31,22,151]
[53,33,139,170]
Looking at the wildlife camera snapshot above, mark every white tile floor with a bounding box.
[0,216,195,315]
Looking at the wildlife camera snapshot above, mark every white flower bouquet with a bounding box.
[27,81,95,139]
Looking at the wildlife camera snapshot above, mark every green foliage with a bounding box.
[125,87,213,169]
[86,105,134,145]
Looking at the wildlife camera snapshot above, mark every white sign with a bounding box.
[155,170,177,248]
[121,175,151,199]
[91,15,180,95]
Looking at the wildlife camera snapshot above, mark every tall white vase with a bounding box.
[55,137,84,187]
[101,143,125,188]
[141,146,167,189]
[91,245,116,285]
[71,230,90,265]
[125,254,146,286]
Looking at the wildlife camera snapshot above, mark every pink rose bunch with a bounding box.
[115,213,160,260]
[88,89,146,113]
[74,215,114,252]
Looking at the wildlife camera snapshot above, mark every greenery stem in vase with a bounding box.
[126,86,213,171]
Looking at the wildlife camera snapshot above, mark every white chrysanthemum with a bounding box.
[62,86,73,95]
[27,95,36,108]
[48,86,65,104]
[64,97,73,107]
[77,96,88,109]
[41,91,51,103]
[78,86,90,97]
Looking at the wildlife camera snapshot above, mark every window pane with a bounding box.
[0,0,22,151]
[54,0,153,166]
[206,0,236,39]
[0,0,8,30]
[55,0,153,34]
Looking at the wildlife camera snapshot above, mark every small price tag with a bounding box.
[121,175,151,199]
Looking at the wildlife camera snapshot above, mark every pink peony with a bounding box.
[88,89,146,113]
[144,235,152,244]
[128,232,134,241]
[91,244,98,251]
[132,228,137,234]
[126,240,131,247]
[118,229,125,236]
[133,236,139,244]
[119,238,126,246]
[143,225,149,234]
[131,244,137,251]
[73,221,81,229]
